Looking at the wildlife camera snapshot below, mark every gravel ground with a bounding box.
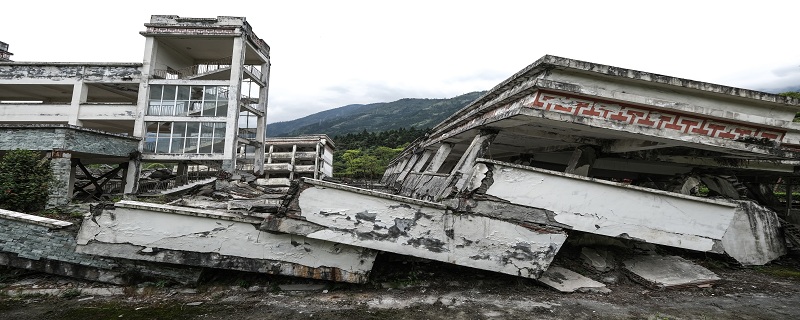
[1,250,799,320]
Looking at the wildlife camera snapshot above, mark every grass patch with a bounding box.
[58,302,215,320]
[755,266,800,280]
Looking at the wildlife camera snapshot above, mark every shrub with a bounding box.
[0,149,53,212]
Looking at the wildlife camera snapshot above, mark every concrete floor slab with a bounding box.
[538,266,610,293]
[623,255,720,289]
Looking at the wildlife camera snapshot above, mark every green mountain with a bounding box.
[266,91,485,137]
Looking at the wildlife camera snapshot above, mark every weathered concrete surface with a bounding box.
[0,124,139,157]
[581,247,614,273]
[76,201,376,283]
[0,208,200,285]
[538,266,610,293]
[719,200,786,265]
[284,179,567,279]
[470,159,738,252]
[623,255,720,289]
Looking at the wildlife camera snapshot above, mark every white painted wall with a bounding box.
[478,161,737,252]
[76,202,375,276]
[298,184,567,278]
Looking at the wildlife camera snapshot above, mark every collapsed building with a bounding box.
[1,16,799,291]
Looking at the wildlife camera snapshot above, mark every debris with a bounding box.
[580,247,615,273]
[537,266,610,293]
[623,255,720,289]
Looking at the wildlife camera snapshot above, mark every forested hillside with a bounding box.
[267,91,484,137]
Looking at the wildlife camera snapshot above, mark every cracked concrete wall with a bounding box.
[471,160,738,252]
[720,200,786,265]
[75,201,376,283]
[295,181,567,278]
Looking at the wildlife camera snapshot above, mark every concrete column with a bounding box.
[176,162,189,186]
[425,143,454,173]
[289,144,297,180]
[565,145,597,176]
[253,61,270,176]
[123,157,141,196]
[314,142,321,180]
[395,153,420,185]
[437,130,497,200]
[46,151,74,208]
[68,81,88,126]
[222,35,247,173]
[412,149,433,172]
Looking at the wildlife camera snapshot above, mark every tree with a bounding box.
[0,150,53,212]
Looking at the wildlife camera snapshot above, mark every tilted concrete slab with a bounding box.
[720,200,786,265]
[76,200,377,283]
[623,255,720,289]
[538,266,610,293]
[269,179,567,279]
[467,159,738,253]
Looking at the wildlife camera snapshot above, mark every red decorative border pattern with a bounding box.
[527,92,784,142]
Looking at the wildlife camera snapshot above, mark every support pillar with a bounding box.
[425,142,454,173]
[46,150,74,208]
[123,156,141,197]
[565,145,597,177]
[437,130,497,200]
[69,81,88,126]
[412,149,433,172]
[176,162,189,186]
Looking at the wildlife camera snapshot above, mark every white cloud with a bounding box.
[4,0,799,122]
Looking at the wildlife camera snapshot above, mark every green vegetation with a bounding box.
[755,265,800,280]
[332,127,426,178]
[0,149,53,212]
[268,91,484,137]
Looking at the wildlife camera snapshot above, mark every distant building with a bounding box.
[256,135,335,189]
[0,16,271,206]
[0,41,12,62]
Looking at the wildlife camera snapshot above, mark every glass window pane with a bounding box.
[156,137,170,153]
[201,101,216,117]
[163,85,177,101]
[215,101,228,117]
[213,123,226,138]
[189,101,203,115]
[212,137,225,153]
[200,123,214,137]
[177,86,190,100]
[190,86,203,100]
[199,138,213,153]
[186,122,200,137]
[184,136,199,153]
[174,101,189,116]
[144,122,159,153]
[149,85,162,100]
[171,137,186,154]
[173,122,187,137]
[204,86,217,101]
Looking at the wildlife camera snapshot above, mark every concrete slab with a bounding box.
[623,255,720,289]
[581,247,614,273]
[538,266,610,293]
[470,160,738,253]
[76,201,377,283]
[277,179,567,279]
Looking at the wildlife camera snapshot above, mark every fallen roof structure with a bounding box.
[8,54,797,289]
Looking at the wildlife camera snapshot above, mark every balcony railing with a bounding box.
[153,56,263,81]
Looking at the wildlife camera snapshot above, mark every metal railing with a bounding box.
[152,57,263,81]
[138,166,222,194]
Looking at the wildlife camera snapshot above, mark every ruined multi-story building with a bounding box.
[0,16,271,205]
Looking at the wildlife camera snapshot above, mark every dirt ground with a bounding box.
[2,249,799,320]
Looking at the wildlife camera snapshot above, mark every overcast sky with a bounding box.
[3,1,799,122]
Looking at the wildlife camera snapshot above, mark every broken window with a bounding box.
[147,85,228,117]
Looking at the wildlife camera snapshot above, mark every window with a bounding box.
[143,121,226,154]
[147,85,229,117]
